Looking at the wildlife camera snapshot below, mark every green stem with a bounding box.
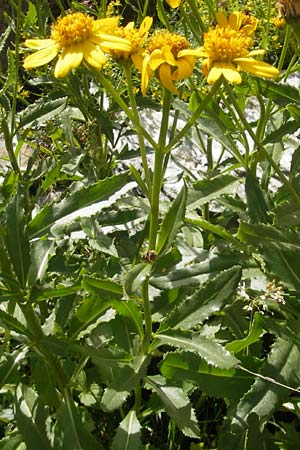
[148,88,172,251]
[95,71,159,151]
[124,65,151,197]
[224,80,300,208]
[141,278,152,354]
[164,79,222,153]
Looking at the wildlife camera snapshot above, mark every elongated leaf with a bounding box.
[245,172,270,223]
[100,356,150,411]
[5,191,30,288]
[14,385,52,450]
[153,329,239,369]
[238,222,300,291]
[187,174,240,211]
[162,266,242,330]
[219,338,300,450]
[111,410,143,450]
[124,263,152,296]
[186,215,243,247]
[255,77,300,105]
[145,375,200,438]
[0,310,30,336]
[151,253,250,289]
[226,314,264,353]
[82,276,123,298]
[27,239,55,285]
[0,349,27,389]
[28,172,129,238]
[55,396,99,450]
[18,97,67,129]
[160,352,253,402]
[263,120,300,145]
[156,184,187,255]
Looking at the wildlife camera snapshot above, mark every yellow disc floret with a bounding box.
[51,12,94,47]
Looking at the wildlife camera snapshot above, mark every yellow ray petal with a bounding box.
[235,58,280,78]
[166,0,181,7]
[172,56,195,80]
[82,42,107,69]
[140,16,153,36]
[23,43,59,69]
[207,63,241,84]
[216,12,228,27]
[161,46,177,66]
[159,63,178,94]
[93,18,119,33]
[54,46,83,77]
[97,34,131,52]
[148,49,166,70]
[178,48,203,58]
[141,54,151,95]
[131,53,144,72]
[229,12,242,30]
[24,38,56,50]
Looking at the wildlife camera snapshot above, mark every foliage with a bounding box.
[0,0,300,449]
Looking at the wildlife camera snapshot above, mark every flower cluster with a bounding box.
[23,9,279,91]
[198,12,280,84]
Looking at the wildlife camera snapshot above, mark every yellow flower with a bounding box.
[23,12,131,77]
[141,30,201,95]
[198,11,280,84]
[111,16,153,69]
[166,0,181,7]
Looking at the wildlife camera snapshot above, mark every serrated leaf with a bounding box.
[160,352,253,402]
[153,329,239,369]
[18,97,67,129]
[111,410,143,450]
[100,356,150,411]
[187,174,240,211]
[255,77,300,105]
[145,375,200,438]
[14,386,52,450]
[238,222,300,291]
[27,172,129,238]
[156,184,187,255]
[219,338,300,450]
[263,120,300,145]
[162,266,242,329]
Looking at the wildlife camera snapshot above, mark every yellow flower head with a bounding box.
[23,12,132,78]
[166,0,181,7]
[198,11,280,84]
[111,16,153,68]
[141,30,201,95]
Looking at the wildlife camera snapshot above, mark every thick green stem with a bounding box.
[148,89,172,251]
[124,65,152,196]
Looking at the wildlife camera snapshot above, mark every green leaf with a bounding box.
[18,97,67,129]
[0,432,25,450]
[186,215,243,247]
[27,172,129,238]
[160,352,253,402]
[0,348,27,389]
[111,410,143,450]
[255,78,300,105]
[226,314,264,353]
[100,356,150,411]
[27,239,55,285]
[82,276,123,298]
[187,174,240,211]
[245,172,270,223]
[219,338,300,450]
[55,396,99,450]
[263,120,300,145]
[124,263,152,296]
[145,375,200,438]
[162,266,242,329]
[156,184,187,255]
[151,253,249,289]
[238,222,300,291]
[5,191,30,288]
[14,385,52,450]
[0,310,30,336]
[153,329,239,369]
